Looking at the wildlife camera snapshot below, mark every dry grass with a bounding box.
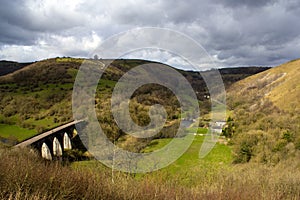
[1,146,300,199]
[0,147,197,200]
[228,58,300,112]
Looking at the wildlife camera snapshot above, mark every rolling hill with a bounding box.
[227,59,300,164]
[0,57,269,148]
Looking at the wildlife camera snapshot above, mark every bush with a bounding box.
[222,117,235,138]
[233,130,262,163]
[35,125,46,134]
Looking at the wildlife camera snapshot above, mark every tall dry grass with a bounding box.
[1,146,300,199]
[0,147,198,199]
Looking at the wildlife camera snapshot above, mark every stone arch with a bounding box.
[53,137,62,156]
[41,143,52,160]
[63,132,72,150]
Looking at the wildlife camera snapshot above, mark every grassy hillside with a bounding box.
[0,58,182,147]
[0,124,36,143]
[0,57,268,147]
[0,58,80,144]
[227,59,300,164]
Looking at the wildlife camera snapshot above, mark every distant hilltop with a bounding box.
[0,60,33,76]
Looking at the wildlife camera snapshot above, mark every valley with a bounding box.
[0,57,299,199]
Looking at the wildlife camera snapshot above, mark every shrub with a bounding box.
[35,125,46,134]
[233,130,262,163]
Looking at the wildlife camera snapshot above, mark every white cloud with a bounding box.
[0,32,102,62]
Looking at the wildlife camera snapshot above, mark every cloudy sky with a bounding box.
[0,0,299,69]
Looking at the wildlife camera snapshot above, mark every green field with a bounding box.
[25,117,60,129]
[143,133,232,170]
[73,128,232,187]
[0,124,36,141]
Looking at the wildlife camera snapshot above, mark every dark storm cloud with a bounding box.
[181,0,300,66]
[0,22,37,45]
[0,0,83,32]
[0,0,299,67]
[216,0,277,8]
[0,0,37,45]
[101,0,300,65]
[0,0,84,45]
